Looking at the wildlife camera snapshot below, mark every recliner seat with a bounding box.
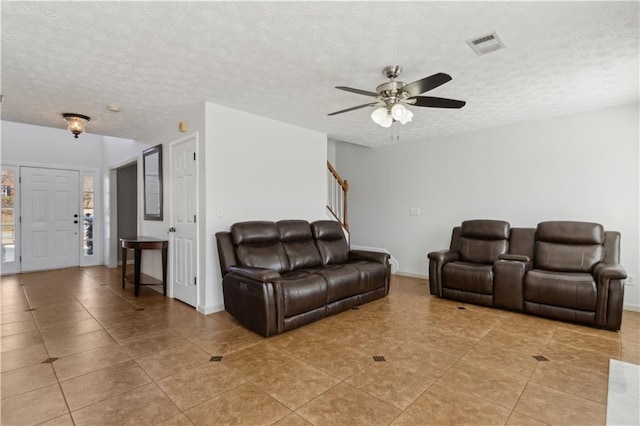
[428,220,626,330]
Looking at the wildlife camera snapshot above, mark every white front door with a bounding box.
[21,167,80,272]
[170,137,198,307]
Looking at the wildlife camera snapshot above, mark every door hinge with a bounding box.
[194,214,196,223]
[19,216,22,223]
[194,277,197,285]
[19,255,22,262]
[19,176,21,183]
[193,152,196,161]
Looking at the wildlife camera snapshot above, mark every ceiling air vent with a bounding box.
[467,32,505,56]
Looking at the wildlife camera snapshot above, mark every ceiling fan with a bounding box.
[328,66,466,127]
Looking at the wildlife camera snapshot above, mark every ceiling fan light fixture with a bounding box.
[62,113,90,139]
[371,107,392,127]
[398,108,414,125]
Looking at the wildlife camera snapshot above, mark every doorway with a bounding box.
[169,136,198,307]
[117,163,138,264]
[20,167,80,272]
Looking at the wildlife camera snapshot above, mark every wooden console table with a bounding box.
[120,236,168,297]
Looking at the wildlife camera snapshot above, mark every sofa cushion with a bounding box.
[459,238,508,264]
[312,221,349,264]
[537,221,604,245]
[232,221,280,245]
[534,242,603,272]
[524,269,597,311]
[280,272,328,317]
[313,264,360,303]
[232,221,290,272]
[277,220,322,270]
[458,220,509,264]
[461,220,510,240]
[347,260,387,293]
[442,262,493,295]
[236,244,290,273]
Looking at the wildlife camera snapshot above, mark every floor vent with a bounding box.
[533,355,549,362]
[351,306,360,310]
[457,306,466,310]
[136,307,145,311]
[24,308,36,311]
[373,356,386,362]
[210,356,223,362]
[41,358,58,364]
[467,32,506,56]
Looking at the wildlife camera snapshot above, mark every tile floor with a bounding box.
[1,267,639,425]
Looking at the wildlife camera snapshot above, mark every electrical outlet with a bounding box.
[409,208,421,216]
[626,274,636,286]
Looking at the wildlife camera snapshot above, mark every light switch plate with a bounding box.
[409,208,420,216]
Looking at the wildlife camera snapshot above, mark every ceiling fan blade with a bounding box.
[402,73,452,96]
[410,96,466,109]
[335,86,379,97]
[327,102,380,116]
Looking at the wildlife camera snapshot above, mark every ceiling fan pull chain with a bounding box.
[391,122,400,142]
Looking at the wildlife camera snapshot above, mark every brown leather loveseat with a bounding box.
[216,220,390,337]
[428,220,626,330]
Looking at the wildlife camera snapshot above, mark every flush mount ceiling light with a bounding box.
[328,66,465,128]
[62,113,90,139]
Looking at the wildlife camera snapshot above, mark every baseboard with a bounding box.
[395,271,428,280]
[197,303,225,315]
[623,303,640,313]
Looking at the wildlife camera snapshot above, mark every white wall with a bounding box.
[1,121,107,267]
[336,102,640,311]
[131,103,206,298]
[1,121,104,168]
[204,102,328,313]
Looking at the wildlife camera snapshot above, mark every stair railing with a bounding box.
[327,161,349,232]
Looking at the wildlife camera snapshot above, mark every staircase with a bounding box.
[326,161,349,233]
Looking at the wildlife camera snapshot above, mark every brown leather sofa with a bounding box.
[428,220,626,330]
[216,220,390,337]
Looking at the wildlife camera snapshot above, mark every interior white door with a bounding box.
[21,167,80,272]
[170,137,198,307]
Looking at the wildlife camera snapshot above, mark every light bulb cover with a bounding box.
[398,108,414,125]
[391,103,407,120]
[370,107,389,125]
[379,113,393,127]
[62,113,91,139]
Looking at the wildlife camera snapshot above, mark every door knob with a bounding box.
[168,227,176,233]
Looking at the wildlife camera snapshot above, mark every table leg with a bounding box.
[162,244,168,296]
[134,248,142,297]
[121,247,127,289]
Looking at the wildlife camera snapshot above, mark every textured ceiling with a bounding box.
[1,1,638,147]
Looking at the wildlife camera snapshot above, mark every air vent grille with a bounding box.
[467,32,506,56]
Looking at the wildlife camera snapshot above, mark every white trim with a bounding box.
[395,271,429,280]
[623,304,640,313]
[198,303,224,315]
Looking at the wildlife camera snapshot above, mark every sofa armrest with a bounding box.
[593,263,627,329]
[499,254,531,262]
[428,250,460,264]
[427,250,460,297]
[228,266,281,282]
[594,263,627,281]
[349,250,390,264]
